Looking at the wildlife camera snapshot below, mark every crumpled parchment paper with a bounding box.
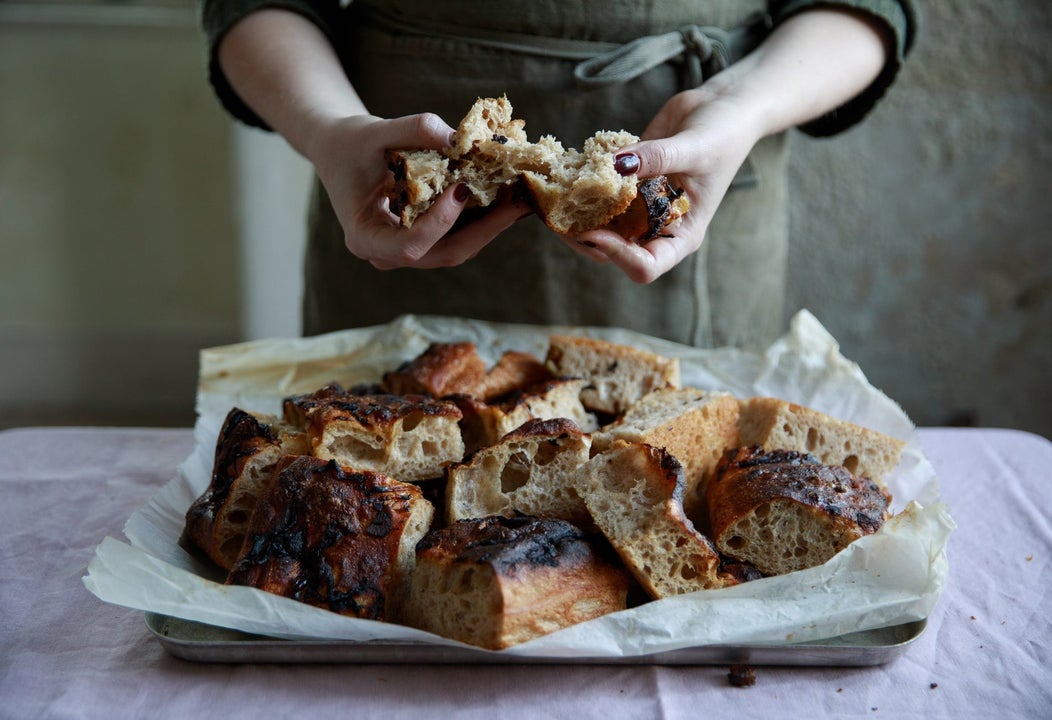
[84,311,955,656]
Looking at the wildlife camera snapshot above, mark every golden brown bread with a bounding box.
[454,377,598,455]
[707,446,891,576]
[402,515,629,649]
[226,454,434,621]
[544,334,681,415]
[381,342,488,398]
[385,96,689,239]
[185,408,309,571]
[592,387,740,527]
[445,417,593,528]
[572,442,738,599]
[737,397,907,487]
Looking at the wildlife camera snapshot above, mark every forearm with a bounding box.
[706,8,892,139]
[216,8,368,160]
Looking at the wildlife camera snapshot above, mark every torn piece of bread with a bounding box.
[402,515,629,650]
[307,393,465,482]
[385,96,688,239]
[185,408,309,571]
[593,388,740,525]
[707,446,892,576]
[572,442,737,599]
[446,417,593,528]
[545,334,681,415]
[226,455,434,621]
[737,397,907,487]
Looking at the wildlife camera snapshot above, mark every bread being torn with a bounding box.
[385,96,690,241]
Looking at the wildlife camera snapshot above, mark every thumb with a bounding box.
[380,112,457,151]
[613,138,691,179]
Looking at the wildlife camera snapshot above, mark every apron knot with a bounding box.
[574,24,735,88]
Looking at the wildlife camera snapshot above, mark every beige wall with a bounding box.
[1,7,240,427]
[2,2,1049,438]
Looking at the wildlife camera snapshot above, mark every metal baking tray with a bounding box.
[145,612,926,666]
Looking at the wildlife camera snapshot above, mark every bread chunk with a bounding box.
[572,442,737,598]
[593,388,740,526]
[185,408,309,571]
[707,446,892,576]
[545,334,681,415]
[472,350,553,402]
[737,397,906,486]
[226,455,434,621]
[402,515,629,650]
[454,377,599,455]
[446,417,593,527]
[381,342,488,398]
[385,96,688,239]
[307,393,465,482]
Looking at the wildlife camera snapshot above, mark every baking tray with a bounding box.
[145,612,926,666]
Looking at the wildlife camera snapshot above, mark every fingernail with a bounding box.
[454,183,471,203]
[578,240,598,248]
[614,153,640,176]
[447,130,457,146]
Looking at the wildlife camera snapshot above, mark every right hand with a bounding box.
[307,111,531,270]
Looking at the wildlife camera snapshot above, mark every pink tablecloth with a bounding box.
[0,426,1048,719]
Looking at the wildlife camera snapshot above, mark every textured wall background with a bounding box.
[785,1,1051,437]
[2,2,1049,438]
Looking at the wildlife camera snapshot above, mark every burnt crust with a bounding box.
[226,455,425,620]
[415,515,595,575]
[709,446,891,534]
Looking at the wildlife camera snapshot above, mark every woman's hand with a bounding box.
[218,8,527,270]
[307,111,529,270]
[567,7,892,283]
[567,86,762,283]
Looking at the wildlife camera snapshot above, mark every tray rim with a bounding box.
[145,611,927,667]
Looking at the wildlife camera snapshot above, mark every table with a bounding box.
[1,426,1048,719]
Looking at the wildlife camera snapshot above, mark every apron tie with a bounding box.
[573,24,735,88]
[355,4,771,90]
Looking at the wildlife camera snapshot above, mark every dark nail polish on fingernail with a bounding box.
[614,152,640,176]
[454,183,471,202]
[579,240,598,248]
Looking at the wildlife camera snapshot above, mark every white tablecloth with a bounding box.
[1,426,1048,719]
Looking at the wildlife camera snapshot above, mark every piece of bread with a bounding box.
[385,96,688,239]
[402,515,629,650]
[592,388,741,526]
[185,408,309,571]
[544,334,681,415]
[454,377,599,455]
[707,446,892,576]
[381,342,488,398]
[446,417,593,528]
[226,455,434,621]
[737,397,907,486]
[472,350,554,402]
[307,393,465,482]
[572,442,737,599]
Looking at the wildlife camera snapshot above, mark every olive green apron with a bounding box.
[304,0,788,350]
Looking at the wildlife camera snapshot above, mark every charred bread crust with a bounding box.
[307,393,466,482]
[707,446,891,576]
[404,515,628,649]
[226,455,433,621]
[185,408,308,571]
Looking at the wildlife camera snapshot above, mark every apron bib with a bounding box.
[304,0,787,350]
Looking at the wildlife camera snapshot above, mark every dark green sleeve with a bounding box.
[769,0,919,137]
[198,0,342,130]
